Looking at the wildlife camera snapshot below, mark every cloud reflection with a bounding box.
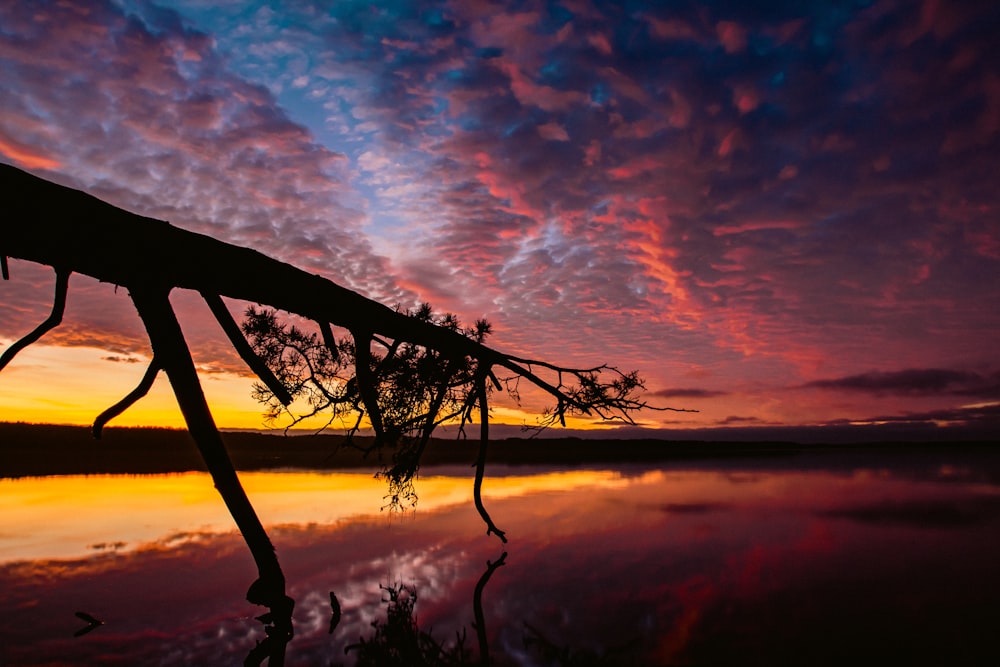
[3,455,999,664]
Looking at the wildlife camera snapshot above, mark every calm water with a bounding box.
[2,449,999,665]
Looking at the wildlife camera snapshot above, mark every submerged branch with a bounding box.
[473,372,506,543]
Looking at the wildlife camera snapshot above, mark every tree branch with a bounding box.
[318,320,339,362]
[0,267,69,372]
[352,328,386,444]
[201,291,293,406]
[130,284,289,614]
[92,357,161,438]
[473,371,506,543]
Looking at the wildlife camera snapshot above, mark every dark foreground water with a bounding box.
[2,447,999,666]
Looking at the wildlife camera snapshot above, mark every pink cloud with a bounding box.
[537,122,570,142]
[583,139,601,166]
[599,66,651,105]
[499,61,587,112]
[668,89,692,128]
[646,17,700,42]
[732,85,760,114]
[717,128,740,157]
[608,155,662,180]
[587,32,613,56]
[0,134,61,170]
[716,21,747,54]
[778,165,799,180]
[712,220,804,236]
[466,8,545,63]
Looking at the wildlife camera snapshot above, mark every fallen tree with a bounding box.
[0,162,683,642]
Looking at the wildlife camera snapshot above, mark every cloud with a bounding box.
[652,388,730,399]
[3,0,999,431]
[0,0,421,379]
[718,415,767,425]
[0,133,61,170]
[100,355,143,364]
[840,402,1000,428]
[0,1,403,295]
[716,21,748,54]
[803,368,1000,397]
[159,0,1000,382]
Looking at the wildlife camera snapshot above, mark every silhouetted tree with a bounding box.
[239,304,662,530]
[241,303,490,510]
[1,163,685,643]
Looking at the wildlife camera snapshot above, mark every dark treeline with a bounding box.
[2,421,996,478]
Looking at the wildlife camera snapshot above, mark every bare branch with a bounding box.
[473,371,506,543]
[130,284,288,611]
[352,328,386,444]
[92,357,161,438]
[318,320,339,362]
[0,267,69,372]
[201,291,293,406]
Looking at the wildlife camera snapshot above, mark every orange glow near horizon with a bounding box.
[0,343,267,429]
[0,138,61,170]
[0,468,634,562]
[0,342,622,432]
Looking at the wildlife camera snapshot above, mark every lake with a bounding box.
[2,447,999,665]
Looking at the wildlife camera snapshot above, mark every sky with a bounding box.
[1,0,999,439]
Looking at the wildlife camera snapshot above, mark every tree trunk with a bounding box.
[3,163,492,364]
[129,284,287,607]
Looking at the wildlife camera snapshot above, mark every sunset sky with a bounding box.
[1,0,998,439]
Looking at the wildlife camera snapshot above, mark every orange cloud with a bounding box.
[0,137,61,170]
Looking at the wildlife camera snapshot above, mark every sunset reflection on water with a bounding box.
[0,468,632,561]
[2,453,999,665]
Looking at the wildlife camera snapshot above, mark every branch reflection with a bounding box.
[337,551,506,666]
[331,550,630,666]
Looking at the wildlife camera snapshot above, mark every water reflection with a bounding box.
[2,454,1000,665]
[0,468,627,561]
[336,552,506,666]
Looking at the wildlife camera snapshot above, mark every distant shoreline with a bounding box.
[2,421,997,478]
